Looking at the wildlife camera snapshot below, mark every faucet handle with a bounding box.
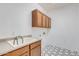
[15,36,19,40]
[21,36,23,39]
[20,36,24,44]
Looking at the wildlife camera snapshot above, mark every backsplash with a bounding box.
[0,35,32,42]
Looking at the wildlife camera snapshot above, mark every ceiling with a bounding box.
[39,3,72,12]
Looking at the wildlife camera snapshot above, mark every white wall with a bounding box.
[46,4,79,51]
[1,3,79,51]
[0,3,45,38]
[0,3,48,50]
[32,28,51,49]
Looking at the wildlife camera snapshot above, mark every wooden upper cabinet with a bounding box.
[32,10,42,27]
[32,9,51,28]
[42,15,46,28]
[48,18,51,28]
[46,16,49,28]
[37,11,42,27]
[32,10,36,27]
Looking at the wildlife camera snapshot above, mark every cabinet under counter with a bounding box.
[1,40,41,56]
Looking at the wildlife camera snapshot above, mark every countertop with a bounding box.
[0,37,41,55]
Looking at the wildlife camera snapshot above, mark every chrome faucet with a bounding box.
[13,36,19,45]
[20,36,23,44]
[13,36,24,45]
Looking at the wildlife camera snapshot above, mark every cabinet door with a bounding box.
[47,17,49,28]
[2,45,29,56]
[21,52,29,56]
[42,15,46,28]
[32,10,37,27]
[30,46,41,56]
[37,12,42,27]
[49,18,51,28]
[45,16,49,28]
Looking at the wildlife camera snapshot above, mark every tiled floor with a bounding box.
[42,45,79,56]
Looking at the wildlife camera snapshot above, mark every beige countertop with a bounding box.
[0,37,41,55]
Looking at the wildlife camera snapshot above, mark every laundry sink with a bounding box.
[8,37,40,47]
